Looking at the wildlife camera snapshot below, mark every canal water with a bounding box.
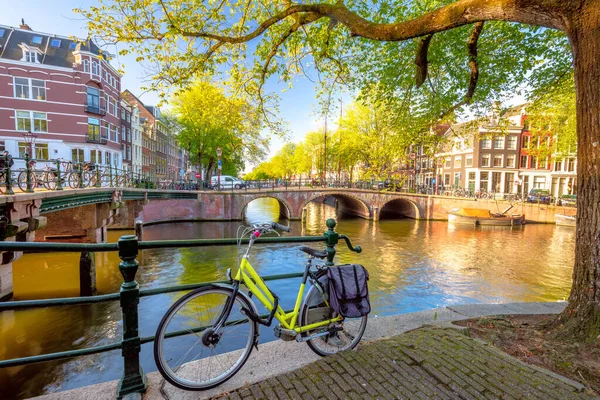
[0,198,576,398]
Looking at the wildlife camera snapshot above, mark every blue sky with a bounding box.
[1,0,337,159]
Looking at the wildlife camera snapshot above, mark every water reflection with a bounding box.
[0,199,576,398]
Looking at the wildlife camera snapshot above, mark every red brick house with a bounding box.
[0,21,122,169]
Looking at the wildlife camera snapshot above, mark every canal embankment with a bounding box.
[31,302,588,400]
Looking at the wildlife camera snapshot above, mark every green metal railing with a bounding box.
[0,218,359,398]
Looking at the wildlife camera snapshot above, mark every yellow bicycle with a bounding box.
[153,221,366,390]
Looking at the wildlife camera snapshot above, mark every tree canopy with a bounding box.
[171,80,268,179]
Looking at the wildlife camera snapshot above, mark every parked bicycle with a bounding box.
[17,160,59,191]
[153,222,367,390]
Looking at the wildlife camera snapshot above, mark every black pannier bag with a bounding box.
[327,264,371,318]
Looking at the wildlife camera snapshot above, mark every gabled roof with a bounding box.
[0,24,109,68]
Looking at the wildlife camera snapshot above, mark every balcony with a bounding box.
[84,102,107,116]
[87,132,108,144]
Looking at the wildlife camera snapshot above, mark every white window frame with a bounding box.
[13,77,46,100]
[15,110,48,133]
[465,155,473,167]
[506,155,516,168]
[23,50,39,63]
[481,138,491,149]
[507,135,517,150]
[493,154,503,168]
[493,136,505,149]
[481,154,490,167]
[83,59,90,72]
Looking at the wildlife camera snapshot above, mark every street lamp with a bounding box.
[216,146,222,191]
[22,131,37,158]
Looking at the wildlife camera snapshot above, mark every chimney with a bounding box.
[19,18,32,31]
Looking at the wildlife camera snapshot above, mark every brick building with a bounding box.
[0,21,122,169]
[121,90,157,178]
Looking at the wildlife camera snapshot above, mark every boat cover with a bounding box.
[450,208,492,218]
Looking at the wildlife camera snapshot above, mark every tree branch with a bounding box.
[438,21,484,120]
[415,34,433,88]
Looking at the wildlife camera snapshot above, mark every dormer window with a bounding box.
[69,42,77,50]
[50,39,61,48]
[24,51,38,63]
[18,43,42,63]
[31,36,43,45]
[0,29,5,37]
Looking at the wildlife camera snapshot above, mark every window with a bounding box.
[493,136,504,149]
[0,141,5,152]
[531,156,538,169]
[521,155,528,168]
[31,80,45,100]
[69,42,77,50]
[126,112,131,123]
[493,155,503,167]
[454,157,461,168]
[479,171,489,191]
[444,173,450,185]
[18,142,28,158]
[506,155,516,168]
[568,158,576,172]
[14,78,29,98]
[50,39,61,47]
[554,160,562,171]
[107,98,114,115]
[16,110,47,132]
[481,154,490,167]
[522,135,530,148]
[83,59,90,72]
[90,149,97,163]
[121,108,126,119]
[0,29,5,37]
[33,112,47,132]
[507,135,517,150]
[31,36,43,45]
[481,138,491,149]
[465,156,473,167]
[24,51,38,63]
[35,143,48,160]
[91,61,99,76]
[114,153,119,167]
[88,117,100,141]
[468,172,476,191]
[14,78,45,100]
[86,87,100,109]
[106,152,111,165]
[72,148,84,163]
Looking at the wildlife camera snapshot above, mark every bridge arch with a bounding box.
[240,195,293,221]
[379,198,420,220]
[301,192,371,219]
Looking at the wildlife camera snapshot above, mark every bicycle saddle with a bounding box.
[298,246,327,259]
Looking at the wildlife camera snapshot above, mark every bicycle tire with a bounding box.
[43,172,57,190]
[300,272,367,357]
[17,171,36,191]
[154,285,258,391]
[67,173,81,189]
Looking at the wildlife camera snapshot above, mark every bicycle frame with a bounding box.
[232,258,341,333]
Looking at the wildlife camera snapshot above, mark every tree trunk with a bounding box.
[205,159,214,182]
[559,0,600,340]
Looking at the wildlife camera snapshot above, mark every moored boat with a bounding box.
[555,214,576,227]
[447,207,526,226]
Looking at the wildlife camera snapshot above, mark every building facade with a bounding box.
[0,22,122,170]
[120,99,133,170]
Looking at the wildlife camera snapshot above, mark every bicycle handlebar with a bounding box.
[271,222,291,232]
[339,234,362,253]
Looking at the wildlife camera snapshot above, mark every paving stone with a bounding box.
[212,327,596,400]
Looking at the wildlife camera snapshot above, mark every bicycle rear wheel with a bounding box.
[154,285,258,391]
[300,273,367,356]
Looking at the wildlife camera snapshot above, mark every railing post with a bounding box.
[24,153,33,193]
[117,235,146,398]
[77,163,84,188]
[323,218,338,266]
[55,159,63,190]
[5,154,14,195]
[109,165,113,187]
[94,164,101,188]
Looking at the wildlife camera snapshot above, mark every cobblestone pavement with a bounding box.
[214,327,596,400]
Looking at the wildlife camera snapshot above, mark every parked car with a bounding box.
[210,175,246,189]
[527,189,552,204]
[556,194,577,207]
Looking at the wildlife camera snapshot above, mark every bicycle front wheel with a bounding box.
[300,274,367,357]
[154,285,258,391]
